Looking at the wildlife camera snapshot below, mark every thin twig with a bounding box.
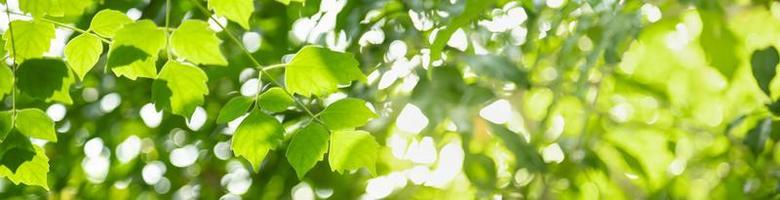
[188,0,323,124]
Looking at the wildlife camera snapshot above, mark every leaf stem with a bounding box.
[6,10,111,44]
[188,0,324,124]
[5,9,17,126]
[165,0,173,60]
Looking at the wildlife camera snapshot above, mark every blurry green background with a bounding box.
[3,0,780,199]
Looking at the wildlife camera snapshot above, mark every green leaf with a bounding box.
[208,0,254,29]
[286,123,329,178]
[171,20,228,66]
[0,63,12,100]
[257,87,294,113]
[0,111,11,142]
[217,96,253,124]
[328,130,379,175]
[751,47,779,96]
[285,46,365,97]
[698,1,740,79]
[0,141,50,190]
[64,34,103,80]
[17,59,75,104]
[0,131,35,173]
[108,20,165,80]
[59,0,93,16]
[232,110,284,171]
[744,118,772,156]
[19,0,63,17]
[276,0,305,5]
[4,20,55,62]
[15,109,57,142]
[152,61,209,118]
[319,98,377,130]
[89,9,133,38]
[430,0,495,63]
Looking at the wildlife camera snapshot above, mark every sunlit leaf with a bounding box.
[0,63,12,100]
[257,87,294,113]
[4,20,55,62]
[15,108,56,142]
[89,9,133,38]
[19,0,63,17]
[286,123,329,178]
[17,59,74,104]
[64,34,103,80]
[285,46,365,97]
[216,96,253,124]
[171,20,228,66]
[276,0,304,5]
[232,110,284,172]
[208,0,254,29]
[152,61,209,118]
[328,130,378,175]
[108,20,165,80]
[319,98,377,130]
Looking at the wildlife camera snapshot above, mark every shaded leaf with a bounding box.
[319,98,377,130]
[0,141,50,190]
[744,118,771,156]
[0,63,12,100]
[0,111,11,142]
[286,46,365,97]
[217,96,253,124]
[286,123,329,178]
[17,59,74,104]
[751,46,779,96]
[328,130,379,175]
[232,110,284,171]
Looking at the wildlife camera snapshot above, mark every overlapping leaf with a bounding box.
[152,61,209,118]
[257,87,294,113]
[286,123,329,178]
[17,59,74,104]
[108,20,165,80]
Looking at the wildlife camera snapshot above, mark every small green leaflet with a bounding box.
[0,144,50,190]
[89,9,133,38]
[152,61,210,118]
[257,87,294,113]
[285,46,366,97]
[17,59,75,104]
[171,20,228,66]
[286,123,329,179]
[15,109,57,142]
[4,20,55,62]
[751,46,779,97]
[0,111,11,142]
[429,0,495,63]
[217,96,254,124]
[208,0,254,29]
[232,110,284,172]
[0,64,12,100]
[108,20,165,80]
[319,98,377,130]
[329,130,379,175]
[64,34,103,80]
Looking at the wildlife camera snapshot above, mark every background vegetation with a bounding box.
[1,0,780,199]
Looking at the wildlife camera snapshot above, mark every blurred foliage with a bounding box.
[1,0,780,199]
